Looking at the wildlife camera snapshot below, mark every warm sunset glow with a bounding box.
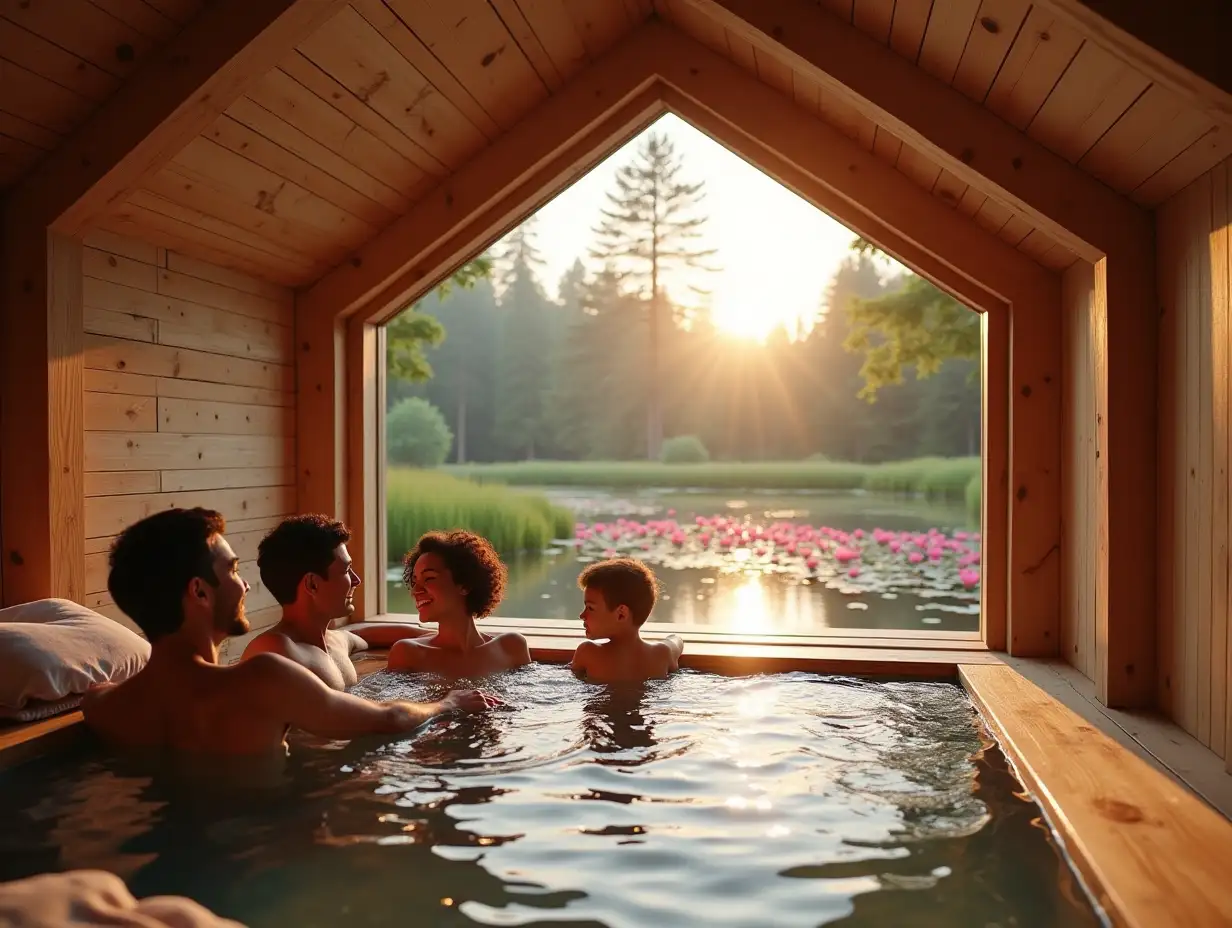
[530,113,905,343]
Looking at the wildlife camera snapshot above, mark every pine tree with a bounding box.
[591,130,717,460]
[493,219,555,459]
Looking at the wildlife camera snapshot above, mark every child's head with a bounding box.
[577,558,658,639]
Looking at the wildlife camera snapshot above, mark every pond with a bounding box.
[385,488,980,636]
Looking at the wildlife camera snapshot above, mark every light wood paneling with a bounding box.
[660,0,1080,273]
[1155,156,1232,761]
[98,0,656,286]
[80,230,297,632]
[1061,261,1098,681]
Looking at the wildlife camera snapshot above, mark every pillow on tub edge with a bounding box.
[0,598,149,712]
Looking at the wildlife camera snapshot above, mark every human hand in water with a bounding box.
[441,689,505,713]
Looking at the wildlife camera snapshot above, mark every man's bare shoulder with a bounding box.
[241,626,297,658]
[644,639,680,675]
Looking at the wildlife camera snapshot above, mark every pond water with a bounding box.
[386,488,980,635]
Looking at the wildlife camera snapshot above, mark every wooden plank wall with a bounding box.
[1061,260,1099,681]
[1156,155,1231,764]
[78,230,295,637]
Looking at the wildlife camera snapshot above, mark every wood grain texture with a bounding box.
[962,663,1232,928]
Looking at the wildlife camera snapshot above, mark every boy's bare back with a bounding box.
[571,635,682,684]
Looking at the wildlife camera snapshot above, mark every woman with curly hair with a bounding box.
[388,530,531,677]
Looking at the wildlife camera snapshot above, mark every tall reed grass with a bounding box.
[444,457,981,499]
[386,468,574,561]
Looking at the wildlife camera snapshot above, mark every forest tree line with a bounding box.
[386,131,980,466]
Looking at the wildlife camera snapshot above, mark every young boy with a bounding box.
[571,558,685,683]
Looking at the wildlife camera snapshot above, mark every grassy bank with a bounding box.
[444,457,981,501]
[387,468,574,560]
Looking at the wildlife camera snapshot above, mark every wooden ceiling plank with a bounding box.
[791,72,822,119]
[753,45,793,97]
[146,165,366,266]
[895,142,943,189]
[653,27,1058,301]
[871,125,902,166]
[682,0,1149,260]
[169,135,377,243]
[0,19,120,103]
[122,189,326,277]
[852,0,894,46]
[956,185,988,218]
[1031,0,1232,129]
[0,58,95,135]
[983,7,1084,130]
[6,0,351,235]
[932,167,969,209]
[299,19,668,321]
[951,0,1032,104]
[220,98,411,217]
[93,212,309,287]
[140,0,205,26]
[1016,227,1055,261]
[381,0,549,131]
[566,0,638,61]
[0,0,154,78]
[887,0,932,63]
[349,0,500,138]
[274,54,446,179]
[1134,129,1232,208]
[203,113,401,226]
[916,0,981,85]
[88,0,180,41]
[818,0,853,23]
[723,28,756,74]
[245,66,438,195]
[510,0,589,82]
[1026,42,1151,163]
[996,212,1032,247]
[488,0,565,91]
[816,89,876,150]
[296,5,487,169]
[658,0,728,56]
[1079,84,1217,192]
[0,110,59,151]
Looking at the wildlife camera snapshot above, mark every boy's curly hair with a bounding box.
[578,557,659,627]
[402,530,507,618]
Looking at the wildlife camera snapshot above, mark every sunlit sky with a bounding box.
[506,112,904,341]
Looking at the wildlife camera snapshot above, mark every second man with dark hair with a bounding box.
[242,514,432,689]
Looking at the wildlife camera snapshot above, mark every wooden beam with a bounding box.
[295,308,346,525]
[1033,0,1232,129]
[654,30,1060,657]
[680,0,1151,261]
[0,227,84,605]
[5,0,348,236]
[297,21,669,323]
[345,317,379,620]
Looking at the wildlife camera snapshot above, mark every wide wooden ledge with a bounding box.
[0,710,86,772]
[961,664,1232,928]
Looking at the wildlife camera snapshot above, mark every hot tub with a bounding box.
[0,665,1100,927]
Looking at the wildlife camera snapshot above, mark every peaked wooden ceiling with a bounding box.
[1,0,1226,288]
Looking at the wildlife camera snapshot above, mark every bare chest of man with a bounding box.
[289,635,358,690]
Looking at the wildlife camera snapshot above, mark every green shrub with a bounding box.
[386,398,452,468]
[661,435,710,464]
[386,468,573,560]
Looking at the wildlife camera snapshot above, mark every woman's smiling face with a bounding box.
[410,552,468,622]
